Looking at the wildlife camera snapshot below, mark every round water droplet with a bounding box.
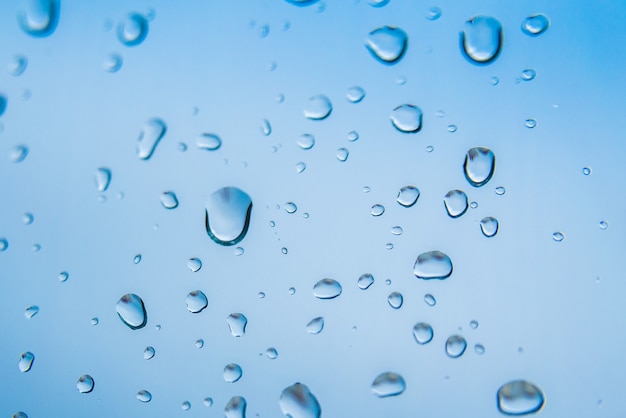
[413,322,434,345]
[58,271,69,282]
[22,212,34,225]
[90,317,99,325]
[284,202,298,214]
[116,294,147,329]
[391,226,403,235]
[474,344,485,355]
[313,278,342,299]
[426,6,442,20]
[297,134,315,150]
[195,339,204,348]
[304,95,332,120]
[223,363,243,383]
[371,204,385,216]
[306,317,324,334]
[521,69,536,81]
[480,216,499,237]
[160,191,179,209]
[464,147,496,187]
[582,167,592,176]
[117,13,149,46]
[17,0,59,37]
[12,412,27,418]
[445,335,467,358]
[390,104,423,133]
[261,119,272,136]
[103,53,123,73]
[94,168,111,192]
[227,313,247,337]
[346,86,366,103]
[387,292,403,309]
[187,257,202,272]
[414,251,453,280]
[347,131,359,142]
[552,231,564,242]
[470,201,478,209]
[8,55,28,76]
[336,148,349,162]
[296,162,306,173]
[424,293,436,306]
[521,14,550,36]
[495,186,506,195]
[365,26,408,64]
[136,118,166,160]
[204,397,213,407]
[181,401,191,411]
[10,145,29,163]
[288,287,296,295]
[137,390,152,403]
[470,320,479,329]
[279,383,321,418]
[205,187,253,246]
[143,346,155,360]
[599,220,608,230]
[396,185,420,207]
[196,133,222,151]
[266,347,278,359]
[0,238,8,251]
[497,380,545,415]
[19,352,35,372]
[358,273,374,290]
[371,372,406,397]
[460,16,503,64]
[77,375,95,394]
[186,290,208,313]
[225,396,247,418]
[524,118,537,128]
[25,305,39,319]
[385,279,392,285]
[443,190,469,218]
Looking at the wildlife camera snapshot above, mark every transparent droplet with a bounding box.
[552,232,564,242]
[196,133,222,151]
[186,290,208,313]
[495,186,506,195]
[497,380,545,415]
[390,104,423,133]
[223,363,243,383]
[346,131,359,143]
[480,216,499,237]
[414,251,453,280]
[261,119,272,136]
[412,322,434,345]
[445,335,467,358]
[387,292,403,309]
[117,13,149,46]
[0,238,8,251]
[599,220,608,230]
[10,145,29,163]
[396,185,420,207]
[90,317,99,325]
[444,190,469,218]
[22,212,34,225]
[304,95,332,120]
[371,372,406,397]
[203,397,214,407]
[258,291,266,298]
[266,347,278,359]
[12,412,27,418]
[287,287,296,295]
[346,86,366,103]
[77,375,95,394]
[385,279,392,285]
[371,204,385,216]
[143,346,155,360]
[313,278,342,299]
[368,0,389,7]
[524,118,537,129]
[132,254,142,264]
[103,53,123,73]
[279,383,321,418]
[94,168,111,192]
[296,162,306,173]
[464,146,496,187]
[195,339,204,348]
[257,23,270,38]
[19,352,35,372]
[186,257,202,272]
[424,293,436,306]
[460,16,503,64]
[137,390,152,403]
[160,191,179,209]
[136,118,166,160]
[8,55,28,76]
[470,201,478,209]
[391,226,403,235]
[358,273,374,290]
[521,69,536,81]
[205,187,253,246]
[385,243,394,250]
[521,14,550,36]
[363,186,371,193]
[116,293,147,329]
[17,0,59,37]
[426,6,442,20]
[282,202,298,215]
[234,246,244,256]
[365,26,408,64]
[32,243,41,252]
[306,317,324,334]
[470,320,479,329]
[297,134,315,150]
[25,305,39,319]
[224,396,246,418]
[58,271,69,282]
[227,313,248,337]
[491,76,500,86]
[336,148,349,162]
[582,167,591,176]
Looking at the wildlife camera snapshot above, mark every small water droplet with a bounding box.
[19,352,35,372]
[524,118,537,128]
[426,6,442,20]
[582,167,592,176]
[90,317,99,325]
[32,243,41,252]
[136,118,166,160]
[414,251,453,280]
[474,344,485,355]
[385,243,394,250]
[8,55,28,76]
[464,147,496,187]
[413,322,434,344]
[470,320,479,329]
[137,390,152,403]
[133,254,142,264]
[225,396,246,418]
[223,363,243,383]
[116,294,147,329]
[521,69,536,81]
[117,13,149,46]
[143,346,155,360]
[365,26,408,64]
[103,53,123,73]
[470,201,478,209]
[306,317,324,334]
[387,292,403,309]
[261,119,272,136]
[196,133,222,151]
[313,278,342,299]
[257,23,270,38]
[371,204,385,216]
[296,162,307,173]
[195,339,204,349]
[385,279,392,285]
[391,226,403,235]
[443,190,469,218]
[266,347,278,359]
[460,16,503,64]
[181,401,191,411]
[371,372,406,397]
[599,220,608,230]
[497,380,545,415]
[58,271,69,282]
[396,185,420,207]
[186,257,202,272]
[154,324,161,331]
[358,273,374,290]
[304,95,332,120]
[160,191,179,209]
[279,383,321,418]
[204,397,213,407]
[390,104,423,133]
[336,148,349,162]
[77,375,95,393]
[447,124,458,133]
[0,238,8,251]
[495,186,506,195]
[491,76,500,86]
[424,293,436,306]
[226,313,248,337]
[521,14,550,36]
[25,305,39,319]
[12,412,27,418]
[17,0,59,37]
[396,75,407,85]
[22,213,34,225]
[297,134,315,150]
[186,290,208,313]
[258,291,266,298]
[368,0,389,7]
[205,187,253,246]
[346,131,359,142]
[552,231,564,242]
[363,186,371,193]
[283,202,298,214]
[445,335,467,358]
[94,168,111,192]
[10,145,29,163]
[346,86,366,103]
[480,216,499,237]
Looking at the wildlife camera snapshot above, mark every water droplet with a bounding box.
[306,317,324,334]
[180,401,191,411]
[137,390,152,403]
[346,86,366,103]
[414,251,453,280]
[58,271,69,282]
[336,148,349,162]
[286,287,295,295]
[19,352,34,372]
[357,273,374,290]
[279,383,321,418]
[103,53,123,73]
[460,16,503,64]
[426,6,442,20]
[226,313,248,337]
[186,290,208,313]
[8,55,28,76]
[443,190,469,218]
[257,23,270,38]
[195,339,204,348]
[258,292,266,299]
[17,0,59,37]
[183,258,202,273]
[424,293,436,306]
[368,0,389,6]
[474,344,485,355]
[32,243,41,252]
[521,14,550,36]
[12,412,27,418]
[204,397,213,407]
[385,243,394,250]
[412,322,434,345]
[387,292,403,309]
[77,375,95,393]
[599,220,608,230]
[94,168,111,192]
[297,134,315,150]
[205,187,253,246]
[491,76,500,85]
[22,213,34,225]
[521,69,536,81]
[497,380,545,415]
[160,191,179,209]
[0,238,8,251]
[117,13,149,46]
[132,254,142,264]
[582,167,592,176]
[296,162,306,173]
[552,231,564,242]
[445,335,467,358]
[371,204,385,216]
[223,363,243,383]
[470,320,479,329]
[0,96,7,117]
[464,147,496,187]
[196,133,222,151]
[396,185,420,208]
[143,346,155,360]
[371,372,406,397]
[10,145,29,163]
[116,294,147,329]
[90,317,99,325]
[390,104,423,133]
[448,124,458,133]
[264,347,278,359]
[136,118,166,160]
[385,279,392,285]
[225,396,246,418]
[495,186,506,195]
[480,216,499,237]
[391,226,403,235]
[365,26,408,64]
[346,131,360,143]
[524,118,537,128]
[470,201,478,209]
[25,305,39,319]
[313,278,342,299]
[304,95,332,120]
[261,119,272,136]
[154,324,161,331]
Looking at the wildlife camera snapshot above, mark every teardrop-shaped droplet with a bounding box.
[136,118,166,160]
[358,273,374,290]
[17,0,59,37]
[391,104,422,133]
[397,185,420,207]
[25,305,39,319]
[137,390,152,403]
[460,16,503,64]
[306,317,324,334]
[424,293,436,306]
[95,168,111,192]
[464,147,495,187]
[497,380,545,415]
[261,119,272,136]
[521,14,549,37]
[370,204,385,217]
[365,26,408,64]
[10,145,29,163]
[444,190,469,218]
[387,292,403,309]
[227,313,248,337]
[223,363,243,383]
[346,86,366,103]
[413,251,453,280]
[205,187,253,246]
[279,383,321,418]
[187,257,202,272]
[304,95,332,120]
[413,322,434,344]
[143,346,155,360]
[8,55,28,76]
[445,335,467,358]
[297,134,315,150]
[103,53,123,73]
[313,278,342,299]
[19,352,35,372]
[160,191,179,209]
[186,290,208,313]
[336,148,349,162]
[196,133,222,151]
[225,396,247,418]
[117,13,149,46]
[371,372,406,397]
[480,216,499,237]
[77,375,95,393]
[116,293,147,329]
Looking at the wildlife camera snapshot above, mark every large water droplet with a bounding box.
[10,145,29,163]
[358,273,374,290]
[196,133,222,151]
[346,86,366,103]
[117,13,149,46]
[387,292,403,309]
[136,118,166,160]
[390,104,422,133]
[460,16,503,64]
[443,190,469,218]
[187,257,202,272]
[224,396,246,418]
[223,363,243,383]
[445,335,467,358]
[77,375,95,393]
[464,147,496,187]
[313,278,342,299]
[279,383,321,418]
[137,390,152,403]
[116,294,147,329]
[396,185,420,207]
[94,168,111,192]
[521,14,549,37]
[414,251,453,280]
[143,346,155,360]
[371,372,406,397]
[205,187,252,246]
[306,317,324,334]
[160,191,179,209]
[19,352,35,372]
[497,380,545,415]
[304,95,332,120]
[297,134,315,150]
[365,26,408,64]
[227,313,248,337]
[480,216,499,237]
[186,290,208,313]
[413,322,434,344]
[17,0,59,37]
[25,305,39,319]
[8,55,28,76]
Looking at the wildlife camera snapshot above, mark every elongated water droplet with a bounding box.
[94,168,111,192]
[186,290,208,313]
[116,293,147,329]
[12,412,27,418]
[358,273,374,290]
[396,185,420,207]
[371,204,385,216]
[10,145,29,163]
[279,383,321,418]
[205,187,253,246]
[227,313,247,337]
[445,335,467,358]
[497,380,545,415]
[117,13,149,46]
[304,95,332,120]
[460,16,503,64]
[261,119,272,136]
[495,186,506,195]
[552,231,564,242]
[143,346,155,360]
[297,134,315,150]
[424,293,436,306]
[160,191,179,209]
[365,26,408,64]
[8,55,28,76]
[391,226,403,235]
[387,292,403,309]
[196,133,222,151]
[25,305,39,319]
[17,0,59,37]
[136,118,166,160]
[306,317,324,334]
[444,190,469,218]
[521,14,549,36]
[480,216,499,237]
[187,257,202,272]
[413,322,434,344]
[225,396,246,418]
[368,0,389,7]
[414,251,453,280]
[223,363,243,383]
[524,118,537,129]
[19,352,35,372]
[336,148,349,162]
[77,375,95,393]
[521,69,536,81]
[103,53,123,73]
[137,390,152,403]
[464,147,495,187]
[133,254,142,264]
[391,104,422,133]
[371,372,406,397]
[313,278,342,299]
[346,86,366,103]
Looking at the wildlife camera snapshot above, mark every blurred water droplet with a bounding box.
[304,95,332,120]
[186,290,208,313]
[8,55,28,76]
[445,335,467,358]
[414,251,453,280]
[116,294,147,329]
[94,168,111,192]
[22,213,34,225]
[12,412,27,418]
[385,243,394,250]
[0,238,8,251]
[371,204,385,216]
[136,118,166,160]
[368,0,389,6]
[396,186,420,207]
[497,380,545,415]
[225,396,246,418]
[491,76,500,85]
[77,375,95,393]
[313,278,342,299]
[552,232,564,242]
[32,243,41,252]
[227,313,248,337]
[495,186,506,195]
[160,191,179,209]
[25,305,39,319]
[0,96,6,117]
[521,69,536,81]
[154,324,161,331]
[117,13,149,46]
[443,190,469,218]
[464,147,495,187]
[103,53,123,72]
[195,339,204,348]
[10,145,29,163]
[365,26,408,64]
[358,273,374,290]
[424,293,436,306]
[180,401,191,411]
[346,86,366,103]
[480,216,499,237]
[391,226,403,235]
[426,6,442,20]
[196,133,222,151]
[582,167,591,175]
[390,104,422,133]
[336,148,349,162]
[58,271,69,282]
[460,16,502,64]
[137,390,152,403]
[599,220,608,230]
[223,363,243,383]
[306,317,324,334]
[90,317,99,325]
[205,187,253,246]
[258,292,266,298]
[470,320,479,329]
[363,186,371,193]
[296,162,307,173]
[371,372,406,397]
[257,23,270,38]
[521,14,550,36]
[19,352,34,372]
[204,397,213,407]
[474,344,485,355]
[524,118,537,128]
[287,287,296,295]
[297,134,315,150]
[143,346,155,360]
[387,292,403,309]
[279,383,321,418]
[261,119,272,136]
[17,0,59,37]
[385,279,392,286]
